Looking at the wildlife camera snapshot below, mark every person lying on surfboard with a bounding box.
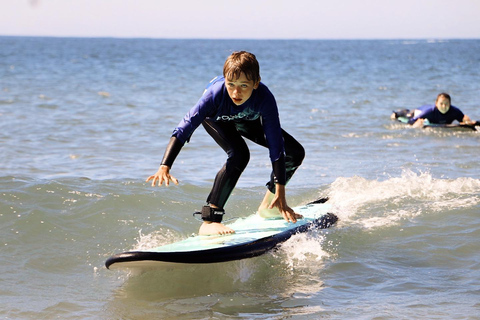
[390,93,475,127]
[146,51,305,236]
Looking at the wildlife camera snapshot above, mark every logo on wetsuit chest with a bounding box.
[216,112,249,121]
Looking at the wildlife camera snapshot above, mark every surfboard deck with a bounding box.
[392,109,479,131]
[105,199,338,270]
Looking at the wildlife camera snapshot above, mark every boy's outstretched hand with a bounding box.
[146,165,179,186]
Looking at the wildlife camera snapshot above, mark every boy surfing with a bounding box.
[147,51,305,235]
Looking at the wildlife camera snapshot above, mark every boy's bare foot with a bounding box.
[257,191,280,218]
[257,207,303,220]
[257,190,302,220]
[257,206,282,218]
[199,222,235,235]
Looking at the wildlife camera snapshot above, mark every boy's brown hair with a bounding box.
[223,51,261,84]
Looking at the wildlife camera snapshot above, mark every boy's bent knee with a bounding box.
[228,148,250,171]
[288,143,305,166]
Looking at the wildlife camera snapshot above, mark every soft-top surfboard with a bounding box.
[391,109,479,131]
[105,199,337,270]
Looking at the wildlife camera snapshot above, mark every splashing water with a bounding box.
[325,169,480,229]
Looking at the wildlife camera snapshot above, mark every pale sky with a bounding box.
[1,0,479,39]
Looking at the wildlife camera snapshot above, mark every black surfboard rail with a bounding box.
[105,212,338,269]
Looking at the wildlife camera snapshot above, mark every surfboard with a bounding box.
[391,109,479,131]
[105,198,338,270]
[419,122,480,131]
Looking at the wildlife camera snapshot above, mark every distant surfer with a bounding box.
[147,51,305,235]
[391,93,475,127]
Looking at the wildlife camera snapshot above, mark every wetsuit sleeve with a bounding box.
[162,80,220,167]
[272,154,286,185]
[256,85,287,186]
[257,85,285,162]
[408,105,432,124]
[171,105,207,144]
[171,83,219,144]
[160,136,184,168]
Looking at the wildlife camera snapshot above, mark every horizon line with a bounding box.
[1,34,479,41]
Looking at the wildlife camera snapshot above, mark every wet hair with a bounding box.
[436,92,451,104]
[223,51,261,84]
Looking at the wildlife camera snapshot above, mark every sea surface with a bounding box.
[1,37,480,319]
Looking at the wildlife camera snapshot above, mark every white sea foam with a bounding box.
[325,170,480,229]
[132,229,180,251]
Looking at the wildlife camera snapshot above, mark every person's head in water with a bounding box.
[435,92,451,114]
[223,51,261,106]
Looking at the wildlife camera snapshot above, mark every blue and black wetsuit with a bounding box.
[161,76,305,210]
[408,104,464,125]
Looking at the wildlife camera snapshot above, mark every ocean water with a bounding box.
[1,37,480,319]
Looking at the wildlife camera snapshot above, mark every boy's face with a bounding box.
[225,72,259,106]
[436,96,451,114]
